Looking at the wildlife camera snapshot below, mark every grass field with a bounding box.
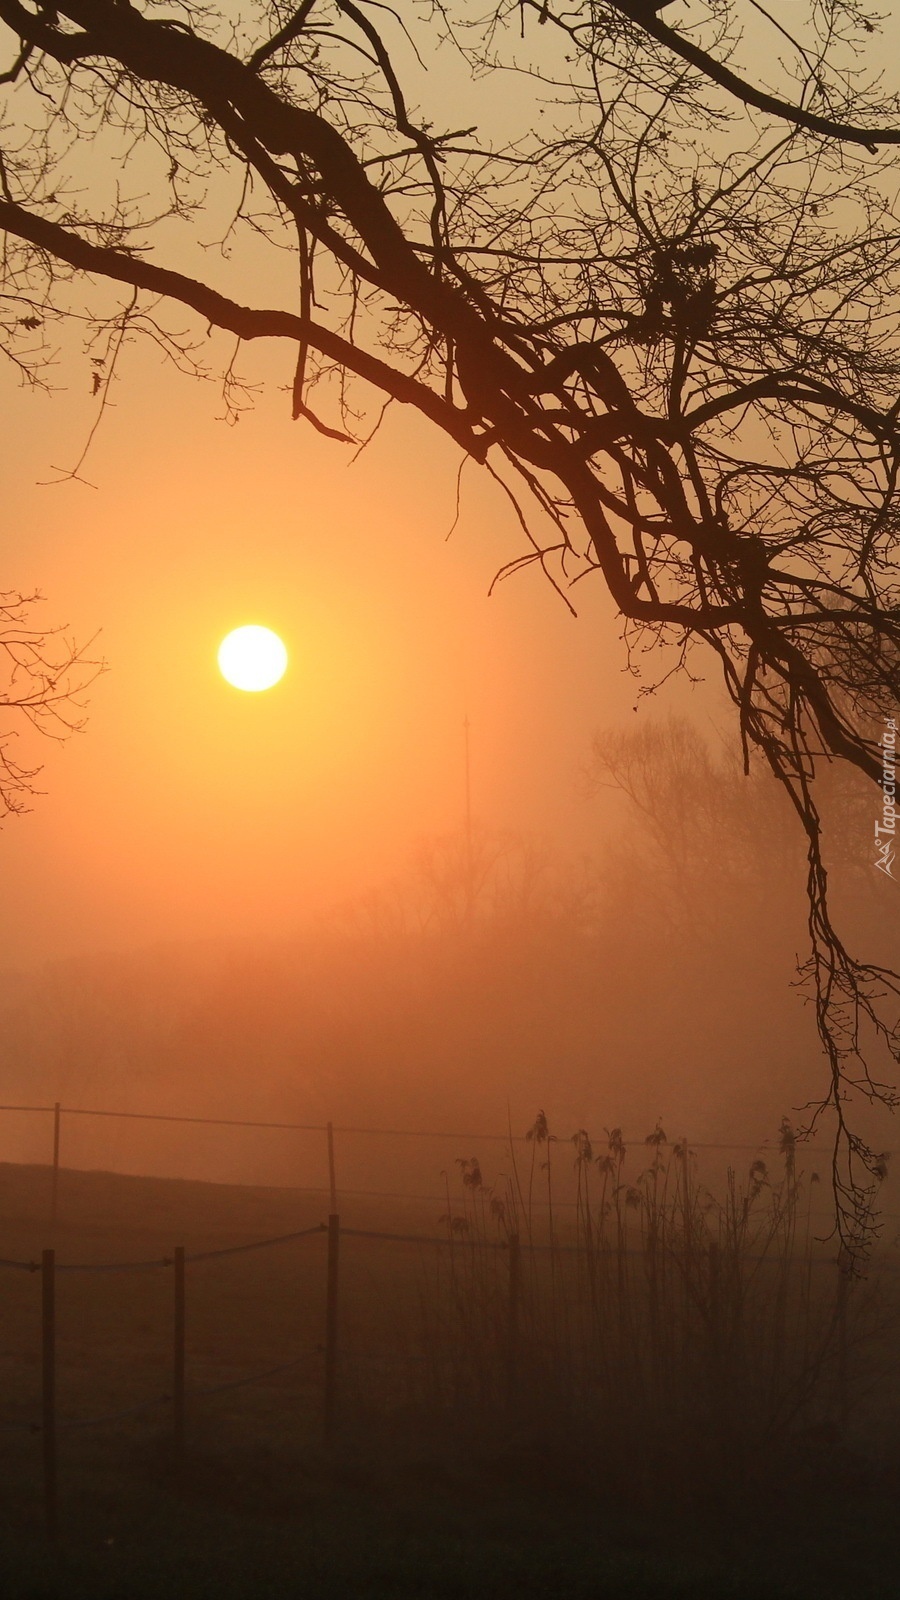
[2,1157,900,1598]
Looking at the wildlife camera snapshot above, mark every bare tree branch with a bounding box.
[1,0,899,1255]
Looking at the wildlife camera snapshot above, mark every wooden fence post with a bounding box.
[173,1246,186,1464]
[836,1251,850,1432]
[326,1122,337,1215]
[707,1240,722,1386]
[679,1138,692,1385]
[506,1232,520,1412]
[680,1138,691,1256]
[41,1248,57,1539]
[324,1213,340,1439]
[50,1103,61,1228]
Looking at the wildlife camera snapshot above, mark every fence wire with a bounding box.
[188,1353,315,1398]
[186,1224,325,1263]
[0,1213,892,1458]
[0,1223,327,1276]
[0,1222,871,1275]
[0,1352,322,1435]
[0,1100,863,1154]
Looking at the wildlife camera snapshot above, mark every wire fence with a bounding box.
[2,1097,886,1225]
[2,1187,897,1538]
[0,1215,863,1426]
[0,1098,847,1149]
[4,1095,899,1543]
[0,1210,534,1532]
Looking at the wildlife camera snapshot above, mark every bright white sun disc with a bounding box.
[218,625,288,692]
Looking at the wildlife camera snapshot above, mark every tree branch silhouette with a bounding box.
[0,592,103,821]
[1,0,899,1254]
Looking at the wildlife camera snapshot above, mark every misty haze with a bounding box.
[2,0,900,1596]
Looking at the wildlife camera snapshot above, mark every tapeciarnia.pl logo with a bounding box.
[875,717,897,878]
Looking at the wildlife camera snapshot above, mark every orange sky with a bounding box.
[2,333,702,969]
[5,0,862,974]
[2,2,897,1168]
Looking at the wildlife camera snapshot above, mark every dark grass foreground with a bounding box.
[3,1436,900,1600]
[3,1156,900,1598]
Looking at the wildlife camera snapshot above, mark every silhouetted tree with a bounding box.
[588,717,877,902]
[0,590,100,820]
[1,0,899,1248]
[333,822,598,942]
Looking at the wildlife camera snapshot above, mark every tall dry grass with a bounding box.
[378,1118,900,1501]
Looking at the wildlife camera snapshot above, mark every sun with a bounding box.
[218,625,288,692]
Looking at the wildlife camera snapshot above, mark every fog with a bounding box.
[1,231,897,1216]
[3,717,895,1203]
